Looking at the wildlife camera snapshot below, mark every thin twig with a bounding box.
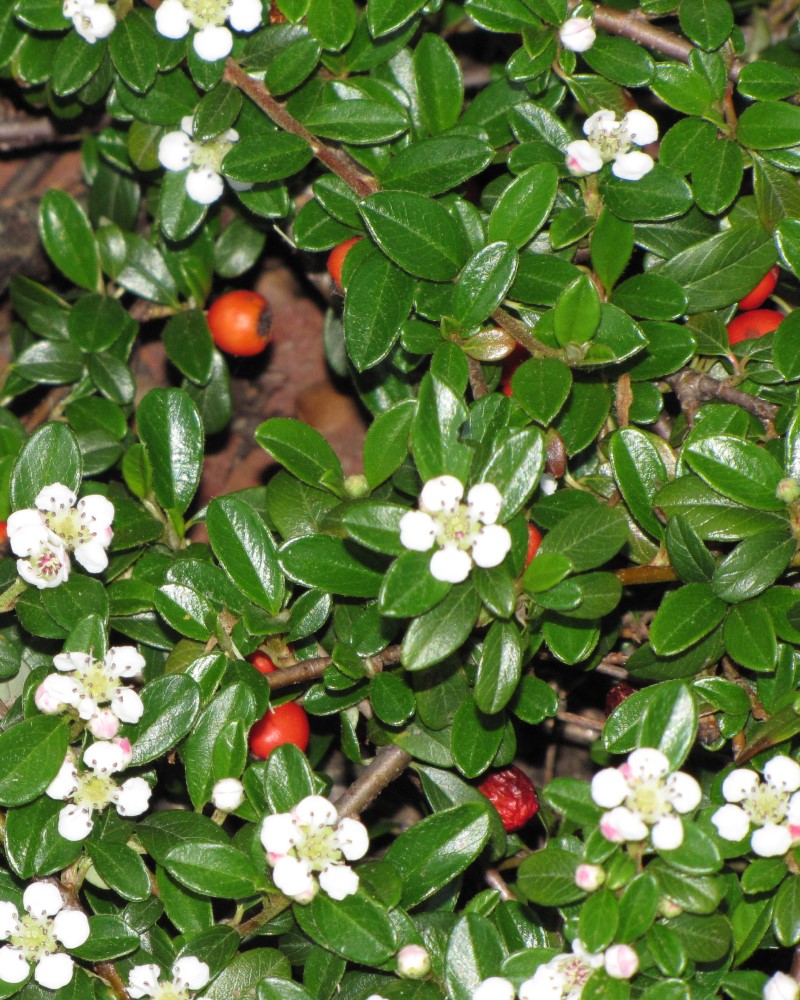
[223,62,378,199]
[491,308,565,360]
[665,369,778,427]
[94,963,133,1000]
[267,645,402,691]
[485,868,517,901]
[615,565,677,585]
[467,357,489,399]
[334,744,413,819]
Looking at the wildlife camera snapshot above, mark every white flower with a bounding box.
[399,477,512,583]
[604,944,639,980]
[473,978,516,1000]
[0,882,89,989]
[64,0,115,42]
[128,956,210,999]
[611,150,654,181]
[397,944,431,980]
[261,796,369,903]
[566,108,659,180]
[7,483,114,587]
[765,972,800,1000]
[591,748,701,849]
[154,0,261,60]
[559,16,595,52]
[158,117,241,206]
[711,756,800,858]
[38,646,144,739]
[211,778,245,812]
[47,739,150,841]
[575,863,605,892]
[518,940,605,1000]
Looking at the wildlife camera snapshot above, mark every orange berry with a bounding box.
[207,291,272,357]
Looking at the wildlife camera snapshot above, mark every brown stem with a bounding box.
[94,963,133,1000]
[491,307,565,360]
[666,369,778,427]
[334,743,413,819]
[268,645,402,692]
[467,357,489,399]
[223,62,378,199]
[615,565,678,585]
[485,867,516,901]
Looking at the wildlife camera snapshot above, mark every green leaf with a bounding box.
[108,9,157,93]
[738,102,800,149]
[608,428,667,540]
[222,133,313,183]
[753,159,800,232]
[207,496,284,613]
[344,250,416,371]
[137,388,204,514]
[510,358,572,425]
[538,505,628,572]
[10,422,82,510]
[70,915,139,961]
[205,950,290,1000]
[162,310,214,385]
[414,34,463,134]
[402,582,482,670]
[601,165,693,223]
[445,915,506,1000]
[127,675,201,766]
[665,516,716,583]
[656,475,789,541]
[14,341,84,385]
[580,890,621,952]
[370,671,415,726]
[685,435,784,510]
[0,717,69,807]
[773,312,800,381]
[412,373,470,483]
[474,620,523,713]
[379,550,450,617]
[363,399,415,488]
[476,427,545,521]
[649,583,727,656]
[307,0,356,49]
[554,379,609,455]
[611,275,688,322]
[368,0,425,36]
[454,242,518,327]
[605,680,698,768]
[451,696,504,778]
[384,803,491,908]
[39,190,100,292]
[692,138,743,215]
[487,165,558,249]
[712,531,795,604]
[194,82,243,142]
[554,274,600,346]
[383,134,493,198]
[86,840,152,902]
[159,170,208,242]
[359,191,469,281]
[591,207,634,292]
[165,841,264,898]
[724,601,777,672]
[280,535,384,597]
[679,0,733,50]
[256,417,344,494]
[118,233,180,306]
[518,847,584,905]
[303,97,408,145]
[295,890,396,965]
[775,875,800,946]
[583,34,655,87]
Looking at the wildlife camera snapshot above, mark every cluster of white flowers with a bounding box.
[62,0,115,42]
[399,476,512,584]
[591,748,701,850]
[128,957,211,999]
[46,738,151,841]
[566,109,658,181]
[473,940,639,1000]
[765,971,800,1000]
[158,116,244,205]
[155,0,261,61]
[0,882,89,990]
[35,645,144,740]
[558,16,595,53]
[260,795,369,903]
[8,483,114,590]
[711,756,800,858]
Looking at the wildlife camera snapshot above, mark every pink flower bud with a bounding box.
[397,944,431,980]
[575,863,605,892]
[604,944,639,980]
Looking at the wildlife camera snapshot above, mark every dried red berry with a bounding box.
[499,346,528,397]
[604,682,635,717]
[477,766,539,832]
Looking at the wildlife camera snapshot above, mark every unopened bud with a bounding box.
[344,474,370,499]
[211,778,245,812]
[777,477,800,504]
[575,863,605,892]
[397,944,431,980]
[604,943,639,980]
[657,896,683,918]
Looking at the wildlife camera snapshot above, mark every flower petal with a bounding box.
[399,510,437,552]
[23,882,63,918]
[764,755,800,793]
[192,24,233,61]
[154,0,191,38]
[466,482,503,525]
[590,767,628,808]
[419,475,463,513]
[751,823,792,858]
[651,815,684,851]
[172,956,210,990]
[429,547,471,583]
[319,864,359,900]
[711,804,750,843]
[611,151,654,181]
[53,909,90,948]
[471,524,511,568]
[228,0,262,31]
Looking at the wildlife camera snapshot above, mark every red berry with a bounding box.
[207,290,273,357]
[0,522,7,545]
[525,524,542,568]
[327,237,362,289]
[738,266,780,311]
[727,309,784,346]
[248,701,310,760]
[247,651,277,675]
[604,682,635,717]
[477,766,539,832]
[500,346,528,397]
